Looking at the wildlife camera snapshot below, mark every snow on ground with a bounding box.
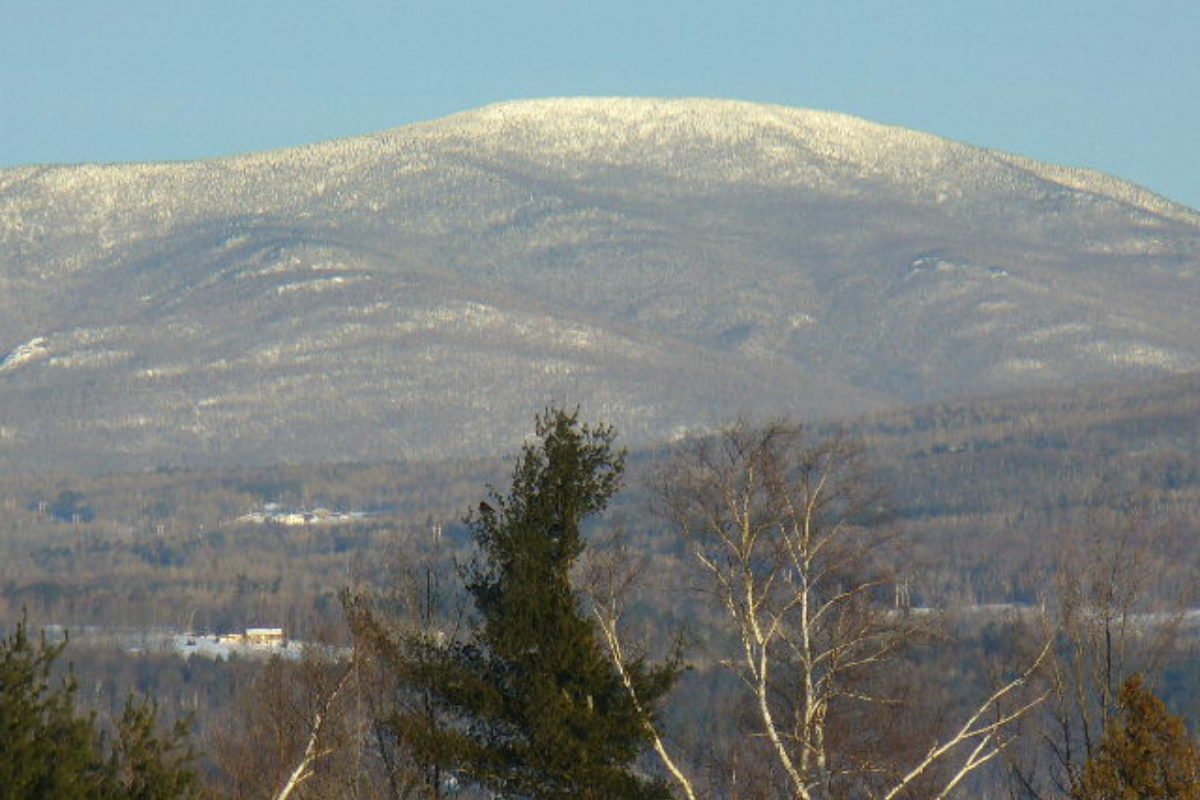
[39,626,347,662]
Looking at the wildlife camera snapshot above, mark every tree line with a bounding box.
[4,408,1200,798]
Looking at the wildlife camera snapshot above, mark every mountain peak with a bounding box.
[419,96,966,181]
[1,98,1198,472]
[368,97,1192,223]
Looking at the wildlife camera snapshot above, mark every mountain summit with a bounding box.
[2,98,1198,472]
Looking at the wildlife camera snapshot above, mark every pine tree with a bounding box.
[0,617,111,800]
[108,699,198,800]
[389,409,678,799]
[1075,674,1200,800]
[0,615,198,800]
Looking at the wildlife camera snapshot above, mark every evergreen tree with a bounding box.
[1075,674,1200,800]
[0,615,198,800]
[108,698,198,800]
[0,617,109,800]
[388,409,678,799]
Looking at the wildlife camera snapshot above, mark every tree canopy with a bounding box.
[1075,674,1200,800]
[0,615,197,800]
[364,408,679,799]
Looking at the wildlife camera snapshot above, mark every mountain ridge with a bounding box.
[2,98,1198,472]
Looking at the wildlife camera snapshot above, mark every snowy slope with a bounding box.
[1,98,1198,472]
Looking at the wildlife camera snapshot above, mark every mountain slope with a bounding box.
[2,98,1198,472]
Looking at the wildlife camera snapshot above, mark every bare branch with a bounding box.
[882,640,1051,800]
[273,664,354,800]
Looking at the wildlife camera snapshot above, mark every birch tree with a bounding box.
[213,650,384,800]
[658,421,1046,800]
[577,526,698,800]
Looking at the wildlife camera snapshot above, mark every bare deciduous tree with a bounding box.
[341,522,467,800]
[1010,500,1197,800]
[213,651,372,800]
[658,421,1047,800]
[272,664,354,800]
[578,525,698,800]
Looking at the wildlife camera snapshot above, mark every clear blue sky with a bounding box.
[3,1,1198,210]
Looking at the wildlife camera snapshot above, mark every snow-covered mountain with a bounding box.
[2,98,1198,472]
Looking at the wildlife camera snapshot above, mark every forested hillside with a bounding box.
[3,99,1199,797]
[5,373,1198,630]
[3,99,1199,473]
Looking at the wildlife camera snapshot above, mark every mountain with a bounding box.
[2,98,1199,473]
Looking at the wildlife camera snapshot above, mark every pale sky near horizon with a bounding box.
[2,1,1198,210]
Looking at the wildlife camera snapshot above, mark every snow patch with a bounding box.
[1018,323,1091,345]
[998,358,1047,373]
[1082,341,1183,369]
[311,260,352,272]
[538,360,578,376]
[392,302,636,357]
[86,414,154,430]
[350,301,392,317]
[48,349,131,369]
[0,336,50,372]
[907,255,961,276]
[962,319,1002,337]
[906,255,1009,283]
[137,364,192,379]
[399,301,502,331]
[275,275,367,295]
